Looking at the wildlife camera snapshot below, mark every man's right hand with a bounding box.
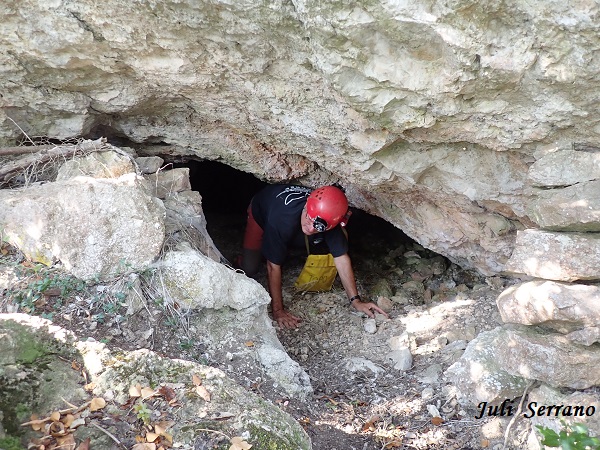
[273,309,303,329]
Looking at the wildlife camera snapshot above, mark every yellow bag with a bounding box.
[294,253,338,292]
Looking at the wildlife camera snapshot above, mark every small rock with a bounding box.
[423,289,433,302]
[419,363,443,384]
[135,156,164,174]
[422,387,435,401]
[427,404,441,418]
[377,296,394,312]
[402,280,425,295]
[345,357,384,375]
[364,319,377,334]
[370,279,394,298]
[374,313,388,323]
[436,336,449,347]
[389,332,414,351]
[386,348,412,370]
[391,292,410,305]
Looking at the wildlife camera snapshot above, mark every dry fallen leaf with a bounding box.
[229,436,252,450]
[431,416,444,426]
[141,387,157,399]
[146,432,159,442]
[362,415,380,432]
[89,397,106,412]
[158,386,176,403]
[195,385,211,402]
[50,411,61,422]
[192,374,202,386]
[132,444,157,450]
[55,433,76,450]
[153,422,174,443]
[129,383,142,397]
[161,432,173,444]
[154,422,172,435]
[49,420,66,436]
[26,415,45,432]
[62,414,75,428]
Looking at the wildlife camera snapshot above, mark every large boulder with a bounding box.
[146,167,192,199]
[445,327,530,407]
[505,230,600,281]
[495,325,600,390]
[525,384,600,439]
[0,173,165,280]
[497,280,600,334]
[528,180,600,232]
[56,149,135,180]
[0,313,312,450]
[153,243,313,399]
[162,190,225,262]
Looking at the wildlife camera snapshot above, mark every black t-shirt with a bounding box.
[251,184,349,265]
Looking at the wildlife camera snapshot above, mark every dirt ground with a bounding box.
[1,211,536,450]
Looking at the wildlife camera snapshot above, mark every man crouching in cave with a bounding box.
[239,184,388,329]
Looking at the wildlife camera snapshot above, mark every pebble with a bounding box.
[421,387,435,400]
[377,296,394,312]
[427,404,441,418]
[386,348,412,370]
[363,318,377,334]
[418,363,443,384]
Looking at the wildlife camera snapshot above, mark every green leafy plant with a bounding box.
[179,339,194,350]
[537,422,600,449]
[133,402,152,425]
[0,436,25,450]
[5,267,86,313]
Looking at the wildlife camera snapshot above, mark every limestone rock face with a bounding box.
[56,150,135,180]
[153,244,313,399]
[505,230,600,281]
[446,324,600,407]
[0,173,165,280]
[528,180,600,232]
[527,384,600,439]
[497,280,600,333]
[496,326,600,390]
[147,167,192,199]
[4,1,600,274]
[528,150,600,188]
[444,327,530,407]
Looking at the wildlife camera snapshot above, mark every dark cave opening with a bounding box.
[172,159,417,271]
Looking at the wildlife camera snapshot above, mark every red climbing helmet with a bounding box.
[306,186,349,231]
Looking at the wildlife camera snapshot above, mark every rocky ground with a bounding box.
[0,211,537,450]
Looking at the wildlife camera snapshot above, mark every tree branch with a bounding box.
[0,138,108,184]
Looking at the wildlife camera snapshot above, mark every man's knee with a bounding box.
[241,249,262,277]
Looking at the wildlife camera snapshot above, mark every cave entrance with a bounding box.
[172,159,419,279]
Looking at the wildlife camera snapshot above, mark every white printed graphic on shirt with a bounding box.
[276,186,311,206]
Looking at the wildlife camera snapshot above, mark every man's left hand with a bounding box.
[350,300,389,319]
